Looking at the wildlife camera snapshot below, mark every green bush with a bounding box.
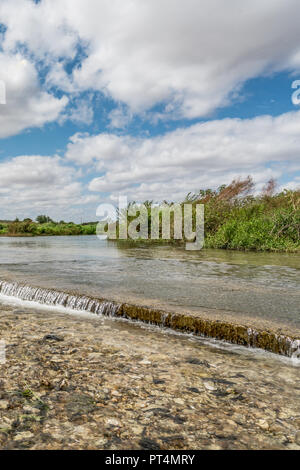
[112,178,300,252]
[4,220,97,237]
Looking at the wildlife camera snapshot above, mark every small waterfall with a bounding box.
[0,280,120,317]
[0,279,299,360]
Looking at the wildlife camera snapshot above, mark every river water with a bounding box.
[0,235,299,329]
[0,236,299,450]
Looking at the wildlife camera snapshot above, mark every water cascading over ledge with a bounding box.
[0,279,299,359]
[0,280,120,316]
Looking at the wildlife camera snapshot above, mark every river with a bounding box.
[0,236,299,329]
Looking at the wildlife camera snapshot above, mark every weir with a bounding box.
[0,280,120,316]
[0,279,299,359]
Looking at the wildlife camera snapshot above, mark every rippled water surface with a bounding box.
[0,236,299,327]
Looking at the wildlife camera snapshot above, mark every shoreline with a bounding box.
[1,233,299,252]
[0,303,299,450]
[0,278,299,359]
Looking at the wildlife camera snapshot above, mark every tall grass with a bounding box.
[113,177,300,252]
[1,178,299,252]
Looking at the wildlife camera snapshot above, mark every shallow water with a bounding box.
[0,235,299,328]
[1,301,300,449]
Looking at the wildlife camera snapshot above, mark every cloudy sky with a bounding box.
[0,0,300,221]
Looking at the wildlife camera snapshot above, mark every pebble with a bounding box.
[106,418,121,427]
[204,382,216,391]
[14,432,34,442]
[0,306,299,450]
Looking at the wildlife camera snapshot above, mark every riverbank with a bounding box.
[0,303,300,450]
[1,181,299,252]
[1,234,299,253]
[110,181,300,252]
[0,220,98,237]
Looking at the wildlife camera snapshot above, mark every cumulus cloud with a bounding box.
[0,53,68,138]
[279,176,300,191]
[0,155,97,220]
[0,0,300,218]
[63,98,94,125]
[1,0,300,120]
[0,0,78,60]
[65,110,300,201]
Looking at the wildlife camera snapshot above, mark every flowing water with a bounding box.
[0,235,299,329]
[1,236,299,450]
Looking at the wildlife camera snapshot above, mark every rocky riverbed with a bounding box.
[0,303,299,450]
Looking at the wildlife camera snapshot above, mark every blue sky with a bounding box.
[1,72,297,157]
[0,0,300,221]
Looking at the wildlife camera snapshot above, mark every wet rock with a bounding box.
[87,353,103,362]
[204,382,216,391]
[207,378,235,386]
[173,415,187,424]
[187,387,201,394]
[0,305,299,450]
[106,418,121,427]
[14,431,34,442]
[0,400,9,410]
[212,390,230,398]
[174,398,185,405]
[186,357,210,367]
[139,437,161,450]
[257,419,269,431]
[66,393,96,421]
[42,334,64,343]
[144,407,170,417]
[23,405,39,414]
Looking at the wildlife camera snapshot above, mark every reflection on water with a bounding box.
[0,236,299,327]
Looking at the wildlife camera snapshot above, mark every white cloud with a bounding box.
[1,0,300,120]
[0,0,78,60]
[279,176,300,192]
[0,0,299,219]
[0,155,97,220]
[0,53,68,138]
[108,107,132,129]
[66,110,300,201]
[63,98,94,125]
[67,0,300,118]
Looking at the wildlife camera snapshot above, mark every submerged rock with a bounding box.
[0,305,299,450]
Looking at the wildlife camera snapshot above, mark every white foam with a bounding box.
[0,279,299,367]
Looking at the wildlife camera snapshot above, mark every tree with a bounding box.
[36,215,53,224]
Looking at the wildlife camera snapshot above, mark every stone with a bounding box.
[106,418,121,427]
[174,398,185,405]
[42,334,64,342]
[0,304,299,451]
[257,419,269,431]
[203,382,216,391]
[14,432,34,442]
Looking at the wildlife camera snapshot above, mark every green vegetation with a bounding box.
[113,177,300,252]
[1,178,299,251]
[21,387,35,400]
[0,216,97,237]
